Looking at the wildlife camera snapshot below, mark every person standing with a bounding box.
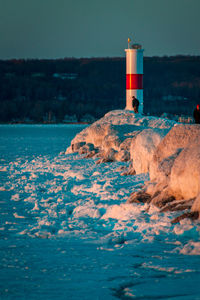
[132,96,139,113]
[193,104,200,124]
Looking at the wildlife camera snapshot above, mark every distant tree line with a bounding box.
[0,56,200,123]
[143,56,200,117]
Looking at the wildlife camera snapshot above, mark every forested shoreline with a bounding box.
[0,56,200,123]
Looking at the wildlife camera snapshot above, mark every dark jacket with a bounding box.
[132,97,139,108]
[193,108,200,124]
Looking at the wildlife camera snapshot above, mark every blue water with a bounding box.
[0,125,200,300]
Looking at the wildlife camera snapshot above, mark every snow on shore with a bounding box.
[66,110,200,219]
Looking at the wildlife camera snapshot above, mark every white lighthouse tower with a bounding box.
[125,39,144,113]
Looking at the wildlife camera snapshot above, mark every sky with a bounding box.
[0,0,200,59]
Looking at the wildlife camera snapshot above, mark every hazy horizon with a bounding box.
[1,54,200,61]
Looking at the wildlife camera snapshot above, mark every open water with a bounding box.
[0,125,200,300]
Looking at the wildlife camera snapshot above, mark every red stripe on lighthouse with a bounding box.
[126,74,143,90]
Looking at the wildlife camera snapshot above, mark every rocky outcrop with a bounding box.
[66,110,175,163]
[66,110,200,219]
[129,124,200,219]
[130,128,169,174]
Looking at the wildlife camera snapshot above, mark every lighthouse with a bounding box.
[125,39,144,113]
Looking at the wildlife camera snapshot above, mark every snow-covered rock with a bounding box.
[93,110,176,128]
[192,193,200,213]
[131,124,200,216]
[150,124,200,181]
[130,128,169,174]
[66,110,200,217]
[169,141,200,200]
[149,125,200,201]
[66,110,176,163]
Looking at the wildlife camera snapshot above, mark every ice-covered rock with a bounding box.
[192,193,200,213]
[169,141,200,200]
[130,128,169,174]
[66,110,200,218]
[66,110,176,163]
[130,124,200,217]
[149,125,200,202]
[150,124,200,181]
[93,110,176,128]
